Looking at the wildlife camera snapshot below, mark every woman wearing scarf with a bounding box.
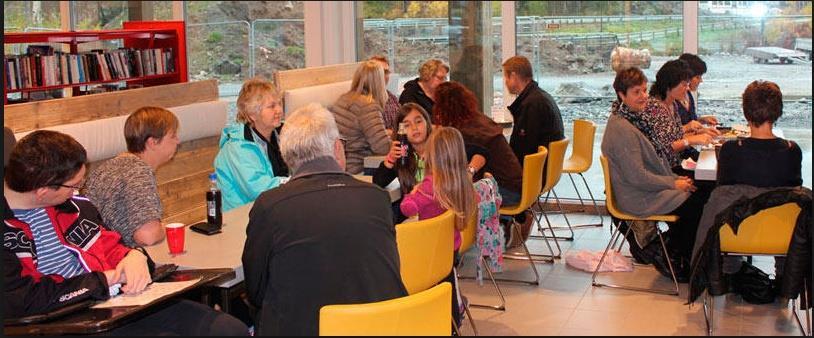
[600,67,711,283]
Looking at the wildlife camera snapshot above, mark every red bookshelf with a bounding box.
[3,21,187,105]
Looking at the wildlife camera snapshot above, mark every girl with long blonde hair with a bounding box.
[400,126,477,249]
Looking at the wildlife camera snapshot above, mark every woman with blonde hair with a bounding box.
[399,58,449,116]
[214,77,289,211]
[329,60,391,174]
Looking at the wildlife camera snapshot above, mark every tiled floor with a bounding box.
[455,212,810,336]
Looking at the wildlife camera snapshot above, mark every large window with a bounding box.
[359,1,450,94]
[698,1,812,186]
[516,1,683,199]
[185,1,304,99]
[3,1,61,33]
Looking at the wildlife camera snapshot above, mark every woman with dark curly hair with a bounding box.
[433,81,522,206]
[642,60,715,170]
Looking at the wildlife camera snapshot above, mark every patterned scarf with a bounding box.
[611,100,656,144]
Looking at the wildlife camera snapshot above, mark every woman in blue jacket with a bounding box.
[214,78,289,211]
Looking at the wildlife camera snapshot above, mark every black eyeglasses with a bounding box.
[338,138,347,148]
[52,182,83,190]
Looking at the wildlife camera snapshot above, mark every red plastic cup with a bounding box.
[165,223,186,254]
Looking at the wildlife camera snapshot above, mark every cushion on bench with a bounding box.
[14,101,228,162]
[283,80,352,117]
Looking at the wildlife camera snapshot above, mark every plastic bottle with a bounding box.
[206,173,222,227]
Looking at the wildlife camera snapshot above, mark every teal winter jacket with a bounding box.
[214,123,284,211]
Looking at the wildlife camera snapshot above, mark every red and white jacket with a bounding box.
[4,195,132,282]
[3,195,148,318]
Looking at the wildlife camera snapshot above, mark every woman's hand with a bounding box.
[698,115,719,126]
[674,176,697,193]
[115,249,151,294]
[683,120,704,134]
[686,133,713,146]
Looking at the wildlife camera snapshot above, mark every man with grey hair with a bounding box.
[242,103,407,336]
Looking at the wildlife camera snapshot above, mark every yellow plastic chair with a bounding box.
[703,203,810,336]
[319,282,452,336]
[457,213,506,311]
[396,211,474,335]
[499,146,551,285]
[562,120,603,228]
[534,138,574,247]
[592,155,680,295]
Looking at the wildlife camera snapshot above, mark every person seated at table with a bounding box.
[84,107,179,247]
[676,53,718,126]
[603,67,712,282]
[715,80,803,278]
[400,126,477,327]
[373,103,487,223]
[369,54,400,132]
[214,78,289,212]
[3,130,247,335]
[433,81,529,248]
[502,55,565,176]
[645,59,716,171]
[399,58,449,117]
[242,103,407,336]
[329,60,391,175]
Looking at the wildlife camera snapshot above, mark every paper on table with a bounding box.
[91,279,201,308]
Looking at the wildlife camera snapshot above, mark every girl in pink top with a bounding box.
[400,126,477,251]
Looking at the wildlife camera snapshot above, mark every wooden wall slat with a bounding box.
[163,205,207,226]
[154,136,219,184]
[4,80,219,133]
[274,62,362,91]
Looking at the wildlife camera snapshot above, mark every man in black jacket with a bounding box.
[242,103,408,336]
[503,56,564,169]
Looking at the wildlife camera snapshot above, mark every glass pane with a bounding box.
[73,1,128,30]
[698,1,812,187]
[491,1,506,121]
[185,0,305,112]
[359,1,450,96]
[150,1,174,21]
[516,1,684,199]
[3,1,61,33]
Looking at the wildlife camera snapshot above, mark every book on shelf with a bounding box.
[4,47,175,91]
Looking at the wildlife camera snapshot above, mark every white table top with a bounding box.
[693,128,785,181]
[145,175,401,288]
[694,149,717,181]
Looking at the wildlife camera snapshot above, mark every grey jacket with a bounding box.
[600,113,690,217]
[329,92,391,174]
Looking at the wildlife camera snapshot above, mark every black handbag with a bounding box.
[730,261,775,304]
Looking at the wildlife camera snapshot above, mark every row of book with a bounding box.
[5,45,175,91]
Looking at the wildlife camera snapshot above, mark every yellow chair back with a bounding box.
[542,138,570,193]
[563,120,597,173]
[499,146,548,216]
[319,282,452,336]
[599,155,678,222]
[396,211,455,295]
[720,203,801,255]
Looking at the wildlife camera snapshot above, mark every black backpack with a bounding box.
[730,261,775,304]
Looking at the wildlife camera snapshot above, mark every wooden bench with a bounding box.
[5,80,226,225]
